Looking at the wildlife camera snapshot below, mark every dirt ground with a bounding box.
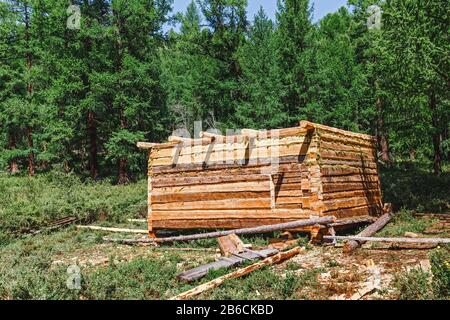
[49,215,449,300]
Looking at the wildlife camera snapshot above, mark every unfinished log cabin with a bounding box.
[138,121,384,237]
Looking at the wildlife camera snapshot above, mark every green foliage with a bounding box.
[394,268,433,300]
[0,173,147,244]
[429,248,450,299]
[377,210,434,237]
[393,248,449,300]
[380,163,450,213]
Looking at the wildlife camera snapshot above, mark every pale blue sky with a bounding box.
[167,0,349,29]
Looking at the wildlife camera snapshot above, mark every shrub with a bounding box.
[429,247,450,299]
[393,268,433,300]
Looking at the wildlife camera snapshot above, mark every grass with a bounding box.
[380,162,450,213]
[0,164,448,300]
[0,172,147,245]
[392,247,450,300]
[377,210,436,237]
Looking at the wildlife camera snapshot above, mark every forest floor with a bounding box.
[0,169,448,300]
[0,213,448,300]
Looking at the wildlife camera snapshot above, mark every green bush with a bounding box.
[393,268,433,300]
[0,173,147,244]
[393,247,450,300]
[429,248,450,299]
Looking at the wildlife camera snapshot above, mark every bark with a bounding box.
[376,93,390,163]
[27,125,35,176]
[8,130,19,174]
[343,212,393,253]
[24,2,34,176]
[88,110,99,179]
[430,91,442,175]
[103,216,336,244]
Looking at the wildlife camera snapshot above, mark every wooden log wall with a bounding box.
[308,123,383,220]
[144,122,384,232]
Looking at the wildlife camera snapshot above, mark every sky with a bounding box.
[167,0,349,30]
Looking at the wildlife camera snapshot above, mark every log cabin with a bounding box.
[138,120,384,238]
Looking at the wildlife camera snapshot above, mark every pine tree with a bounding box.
[234,7,286,129]
[276,0,313,124]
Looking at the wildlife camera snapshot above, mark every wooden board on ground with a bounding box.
[177,248,279,282]
[172,247,302,300]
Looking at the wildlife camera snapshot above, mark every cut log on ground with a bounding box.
[171,247,303,300]
[177,248,278,282]
[77,225,148,234]
[103,216,335,244]
[324,235,450,244]
[343,212,393,253]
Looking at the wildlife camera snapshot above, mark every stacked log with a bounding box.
[141,122,383,233]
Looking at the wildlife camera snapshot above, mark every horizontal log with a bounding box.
[152,198,272,211]
[324,235,450,244]
[299,120,376,142]
[322,204,382,219]
[322,189,381,201]
[322,182,380,193]
[151,209,313,220]
[321,175,379,184]
[151,155,309,174]
[343,212,393,253]
[153,181,270,195]
[152,217,336,242]
[152,191,270,204]
[319,159,378,169]
[76,225,148,234]
[320,166,378,176]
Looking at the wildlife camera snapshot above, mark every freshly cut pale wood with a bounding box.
[217,234,245,256]
[324,235,450,244]
[299,120,376,141]
[171,247,303,300]
[77,225,148,234]
[137,141,180,149]
[343,212,393,253]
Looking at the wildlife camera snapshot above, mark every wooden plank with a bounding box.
[152,191,270,204]
[152,198,272,211]
[151,209,313,220]
[177,248,278,282]
[170,247,303,300]
[76,225,148,234]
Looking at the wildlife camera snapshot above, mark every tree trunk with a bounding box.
[88,110,99,179]
[343,212,393,253]
[118,158,129,184]
[430,91,441,175]
[8,130,19,174]
[24,1,34,176]
[27,125,35,176]
[376,95,390,163]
